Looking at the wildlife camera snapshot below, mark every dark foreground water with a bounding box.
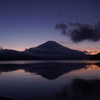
[0,60,100,100]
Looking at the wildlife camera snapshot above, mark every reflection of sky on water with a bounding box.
[0,61,100,81]
[0,60,100,64]
[64,64,100,80]
[0,61,100,100]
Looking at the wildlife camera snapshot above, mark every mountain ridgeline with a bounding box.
[0,41,90,60]
[90,53,100,60]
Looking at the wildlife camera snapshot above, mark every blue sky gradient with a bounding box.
[0,0,100,54]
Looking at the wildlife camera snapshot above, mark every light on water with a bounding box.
[0,60,100,64]
[0,60,100,100]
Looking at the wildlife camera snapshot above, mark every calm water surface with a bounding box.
[0,60,100,100]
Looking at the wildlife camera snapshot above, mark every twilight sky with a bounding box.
[0,0,100,54]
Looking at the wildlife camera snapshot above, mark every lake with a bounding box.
[0,60,100,100]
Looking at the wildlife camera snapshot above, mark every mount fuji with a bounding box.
[25,41,90,60]
[0,41,90,60]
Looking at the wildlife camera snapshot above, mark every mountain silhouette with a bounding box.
[90,53,100,60]
[0,41,90,60]
[0,49,35,60]
[25,41,90,60]
[25,41,77,54]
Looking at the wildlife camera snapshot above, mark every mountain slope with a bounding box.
[0,41,90,60]
[90,53,100,60]
[25,41,89,60]
[0,49,35,60]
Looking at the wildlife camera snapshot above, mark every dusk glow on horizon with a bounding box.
[0,0,100,54]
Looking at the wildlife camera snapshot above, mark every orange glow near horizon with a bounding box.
[13,48,99,55]
[63,64,100,79]
[3,42,99,55]
[7,47,99,55]
[85,64,99,69]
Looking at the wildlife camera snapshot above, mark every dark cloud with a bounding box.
[55,21,100,43]
[55,23,67,35]
[69,22,100,43]
[68,22,82,27]
[69,22,93,28]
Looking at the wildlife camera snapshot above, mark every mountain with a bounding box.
[25,41,90,60]
[0,41,90,60]
[90,53,100,60]
[0,49,36,60]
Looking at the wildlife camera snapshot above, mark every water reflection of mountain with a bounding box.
[0,63,86,80]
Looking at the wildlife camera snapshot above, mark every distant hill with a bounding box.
[90,53,100,60]
[0,49,35,60]
[0,41,90,60]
